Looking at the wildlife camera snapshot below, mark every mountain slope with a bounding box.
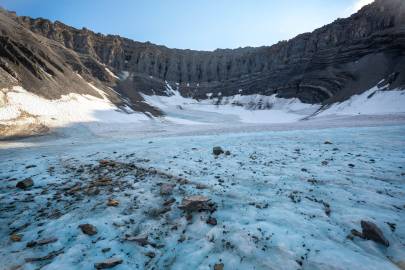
[8,0,405,104]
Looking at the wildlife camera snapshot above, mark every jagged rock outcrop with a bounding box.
[1,0,405,110]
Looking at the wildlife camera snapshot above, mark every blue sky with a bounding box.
[0,0,373,50]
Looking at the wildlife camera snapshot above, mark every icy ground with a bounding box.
[1,124,404,270]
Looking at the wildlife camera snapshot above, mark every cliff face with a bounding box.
[1,0,405,111]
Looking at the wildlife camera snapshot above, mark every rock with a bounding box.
[160,183,174,195]
[94,258,123,269]
[179,195,210,211]
[163,198,176,206]
[10,233,22,242]
[145,252,155,258]
[225,150,231,156]
[99,160,113,166]
[16,178,34,189]
[207,217,217,225]
[25,248,64,262]
[324,141,333,145]
[101,248,111,253]
[25,164,37,169]
[323,202,331,216]
[214,263,224,270]
[213,147,224,156]
[27,237,58,248]
[348,163,355,168]
[196,183,208,189]
[79,224,97,236]
[107,199,119,207]
[361,220,389,246]
[125,235,149,246]
[352,228,363,238]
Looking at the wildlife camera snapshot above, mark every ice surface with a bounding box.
[1,125,404,269]
[1,81,405,269]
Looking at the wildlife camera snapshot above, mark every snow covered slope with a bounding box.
[1,80,405,140]
[142,82,405,126]
[0,86,149,138]
[319,85,405,116]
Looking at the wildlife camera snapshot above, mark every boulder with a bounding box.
[125,235,149,246]
[213,147,224,155]
[27,237,58,248]
[179,195,210,211]
[16,178,34,189]
[361,220,389,246]
[207,217,217,225]
[78,224,97,236]
[94,258,123,269]
[10,233,22,242]
[107,199,119,207]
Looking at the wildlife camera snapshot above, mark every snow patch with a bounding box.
[0,86,148,128]
[320,86,405,116]
[142,83,321,125]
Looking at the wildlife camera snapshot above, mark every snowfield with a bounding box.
[0,125,404,270]
[1,82,405,270]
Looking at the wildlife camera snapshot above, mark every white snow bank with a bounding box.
[0,86,148,127]
[143,83,321,125]
[320,86,405,116]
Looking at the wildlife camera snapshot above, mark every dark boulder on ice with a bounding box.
[351,220,390,246]
[94,258,123,269]
[361,220,389,247]
[125,235,149,246]
[78,224,98,236]
[16,178,34,189]
[207,216,217,225]
[179,195,211,211]
[213,147,224,156]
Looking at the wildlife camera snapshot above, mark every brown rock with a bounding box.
[94,258,123,269]
[207,217,217,226]
[125,235,149,246]
[79,224,97,236]
[27,237,58,248]
[361,220,389,246]
[214,263,224,270]
[179,195,210,211]
[10,233,22,242]
[16,178,34,189]
[107,199,119,207]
